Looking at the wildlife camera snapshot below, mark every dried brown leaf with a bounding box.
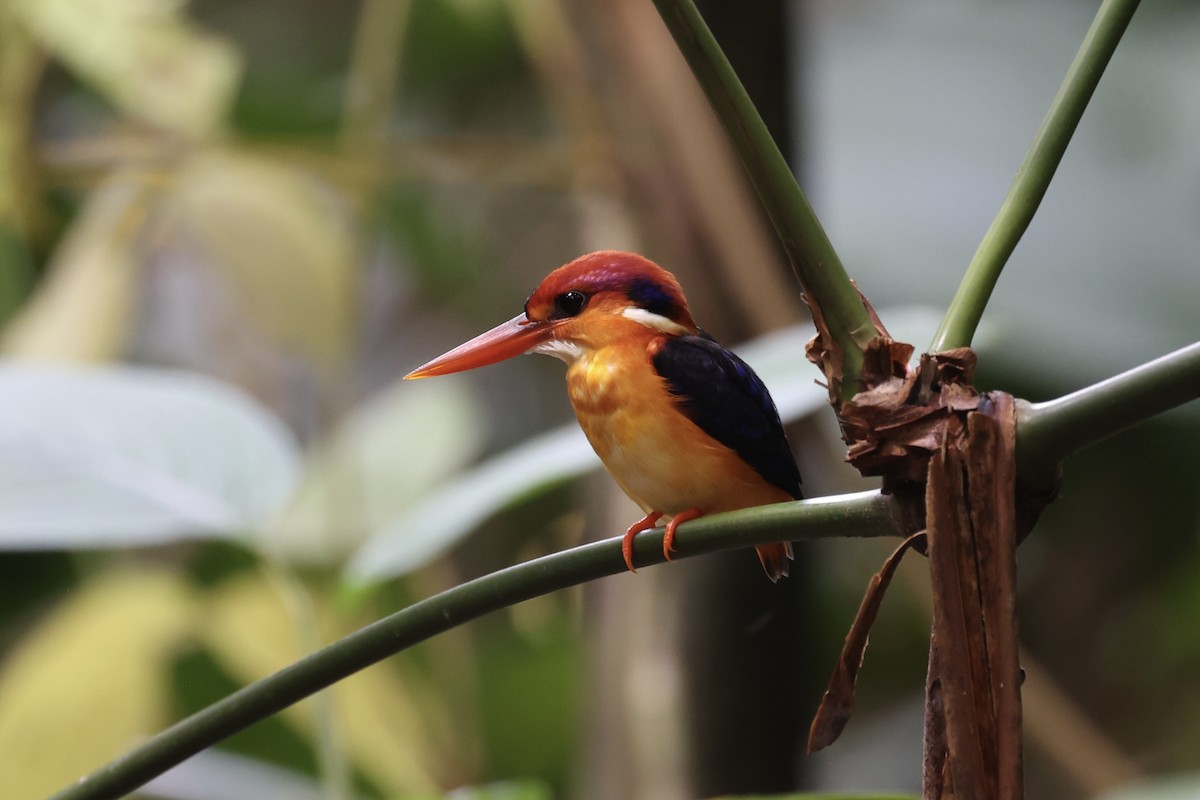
[808,531,928,752]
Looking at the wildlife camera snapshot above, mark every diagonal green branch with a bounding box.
[1016,341,1200,489]
[930,0,1142,352]
[649,0,876,397]
[48,491,905,800]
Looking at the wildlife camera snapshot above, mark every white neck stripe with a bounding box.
[620,307,691,335]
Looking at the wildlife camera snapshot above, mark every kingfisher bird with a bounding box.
[405,251,801,581]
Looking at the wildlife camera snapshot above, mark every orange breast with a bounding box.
[565,339,791,517]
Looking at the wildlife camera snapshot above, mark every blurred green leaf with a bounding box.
[346,423,593,583]
[7,0,238,137]
[0,170,150,361]
[476,619,579,789]
[197,573,442,795]
[0,569,195,800]
[0,14,43,323]
[0,363,300,548]
[163,151,359,366]
[0,225,34,326]
[260,375,484,564]
[399,0,535,132]
[170,645,318,778]
[7,0,239,138]
[378,184,486,300]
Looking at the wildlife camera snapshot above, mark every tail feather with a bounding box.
[755,541,794,582]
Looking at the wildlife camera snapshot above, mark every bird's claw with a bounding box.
[622,511,662,572]
[662,508,704,563]
[623,508,704,571]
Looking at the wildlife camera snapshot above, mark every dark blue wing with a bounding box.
[652,334,802,499]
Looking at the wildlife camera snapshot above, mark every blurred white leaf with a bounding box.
[258,377,484,565]
[446,781,554,800]
[345,424,596,582]
[146,749,324,800]
[1097,775,1200,800]
[0,363,300,548]
[8,0,240,138]
[343,313,949,583]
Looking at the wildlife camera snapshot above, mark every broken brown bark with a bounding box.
[923,393,1023,800]
[803,290,1035,798]
[923,634,950,798]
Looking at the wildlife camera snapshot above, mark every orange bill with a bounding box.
[405,313,564,379]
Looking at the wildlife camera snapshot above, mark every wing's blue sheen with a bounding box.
[652,334,802,499]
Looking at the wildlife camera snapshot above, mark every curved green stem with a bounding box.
[48,491,905,800]
[649,0,875,396]
[931,0,1142,352]
[1016,341,1200,488]
[266,566,352,800]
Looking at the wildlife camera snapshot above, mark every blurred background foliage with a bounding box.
[0,0,1196,799]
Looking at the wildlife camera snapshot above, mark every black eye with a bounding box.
[554,290,587,317]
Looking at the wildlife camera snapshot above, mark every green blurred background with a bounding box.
[0,1,1197,799]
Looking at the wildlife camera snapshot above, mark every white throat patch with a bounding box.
[530,338,584,364]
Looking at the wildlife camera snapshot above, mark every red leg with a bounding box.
[622,510,662,572]
[663,507,705,561]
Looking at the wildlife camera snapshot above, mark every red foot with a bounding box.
[622,510,662,572]
[663,508,705,561]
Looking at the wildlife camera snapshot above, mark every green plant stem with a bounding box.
[931,0,1142,352]
[266,567,352,800]
[1016,341,1200,489]
[649,0,876,397]
[48,491,904,800]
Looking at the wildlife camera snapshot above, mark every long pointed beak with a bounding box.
[404,313,562,379]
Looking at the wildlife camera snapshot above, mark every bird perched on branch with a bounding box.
[405,251,801,580]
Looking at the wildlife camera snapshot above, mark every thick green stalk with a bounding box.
[931,0,1142,352]
[48,491,903,800]
[649,0,876,396]
[1016,342,1200,488]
